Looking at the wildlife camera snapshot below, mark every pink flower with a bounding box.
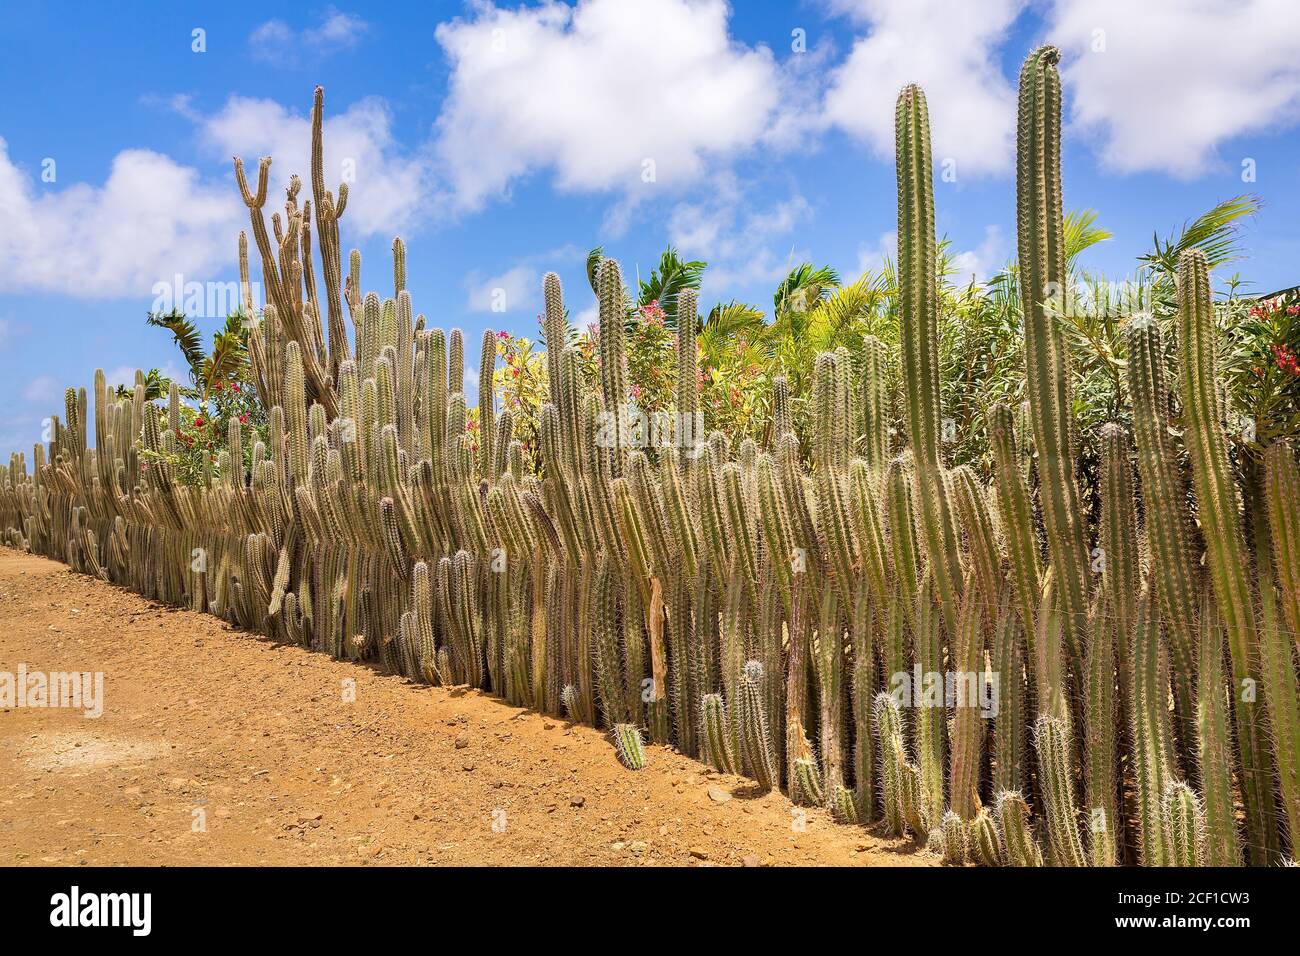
[497,330,509,339]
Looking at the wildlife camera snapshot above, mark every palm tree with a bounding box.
[146,309,251,403]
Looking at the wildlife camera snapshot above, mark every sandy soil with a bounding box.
[0,547,931,867]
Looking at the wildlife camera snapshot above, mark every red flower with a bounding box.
[194,417,205,428]
[214,381,223,391]
[238,414,249,425]
[231,383,241,393]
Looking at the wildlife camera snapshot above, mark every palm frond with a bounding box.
[1064,209,1112,267]
[1140,194,1260,275]
[146,309,205,380]
[638,246,706,329]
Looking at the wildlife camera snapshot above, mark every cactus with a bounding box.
[1083,600,1117,867]
[969,806,1004,867]
[1016,46,1090,665]
[613,723,646,771]
[940,810,968,865]
[874,692,907,835]
[1033,713,1087,867]
[1196,600,1242,866]
[992,593,1026,794]
[738,660,778,792]
[1125,315,1199,747]
[996,791,1044,867]
[895,84,964,637]
[1161,781,1206,867]
[912,576,946,825]
[700,692,738,775]
[1130,588,1175,866]
[1177,250,1276,861]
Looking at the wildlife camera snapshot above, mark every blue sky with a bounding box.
[3,0,1299,456]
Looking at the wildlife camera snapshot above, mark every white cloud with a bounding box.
[198,94,431,238]
[465,264,538,314]
[0,137,240,298]
[855,230,897,277]
[250,8,369,65]
[948,225,1008,284]
[822,0,1026,176]
[432,0,784,210]
[668,176,813,294]
[1048,0,1300,177]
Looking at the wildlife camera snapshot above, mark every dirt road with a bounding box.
[0,548,928,866]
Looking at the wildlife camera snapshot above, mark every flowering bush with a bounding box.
[139,377,266,486]
[491,330,549,471]
[624,300,675,417]
[1222,290,1300,448]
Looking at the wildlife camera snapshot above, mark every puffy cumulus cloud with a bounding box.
[433,0,784,210]
[668,175,813,292]
[249,8,370,65]
[463,243,587,315]
[855,231,897,278]
[465,263,539,314]
[198,94,432,237]
[1047,0,1300,177]
[822,0,1026,176]
[0,138,239,298]
[948,224,1008,284]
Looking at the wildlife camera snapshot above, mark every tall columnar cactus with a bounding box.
[1196,603,1242,866]
[912,577,946,824]
[1084,598,1118,865]
[987,404,1040,645]
[992,595,1026,794]
[949,576,985,820]
[1016,46,1090,663]
[1257,555,1300,847]
[1033,713,1087,867]
[860,336,891,475]
[676,288,699,428]
[873,692,907,835]
[895,83,964,636]
[1177,249,1276,861]
[1098,423,1140,710]
[1125,315,1198,739]
[1266,440,1300,655]
[1130,588,1175,866]
[478,329,496,478]
[1161,781,1206,867]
